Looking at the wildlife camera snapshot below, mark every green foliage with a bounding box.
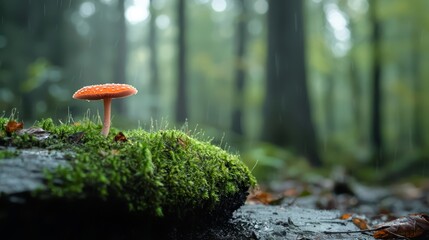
[2,118,256,218]
[3,0,428,184]
[0,149,18,159]
[242,143,320,183]
[0,118,8,132]
[304,0,429,181]
[21,59,51,92]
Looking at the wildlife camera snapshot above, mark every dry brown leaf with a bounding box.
[114,132,127,142]
[246,190,283,205]
[5,120,23,134]
[283,188,299,197]
[339,213,352,220]
[247,190,274,204]
[373,214,429,239]
[353,217,369,230]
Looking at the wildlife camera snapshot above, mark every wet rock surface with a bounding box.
[192,205,374,240]
[1,148,425,239]
[0,148,69,195]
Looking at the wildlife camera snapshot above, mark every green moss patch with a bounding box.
[0,118,256,220]
[0,149,17,159]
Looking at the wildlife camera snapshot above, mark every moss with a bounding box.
[0,149,18,159]
[0,117,9,130]
[0,117,256,219]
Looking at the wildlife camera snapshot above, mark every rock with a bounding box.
[0,149,378,239]
[0,149,69,195]
[193,205,375,240]
[0,119,378,239]
[0,117,256,239]
[0,147,250,239]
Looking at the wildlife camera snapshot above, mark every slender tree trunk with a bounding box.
[412,29,422,148]
[231,0,247,135]
[176,0,188,123]
[263,0,321,166]
[114,0,127,115]
[370,2,383,164]
[22,1,38,120]
[348,19,364,145]
[149,0,160,118]
[325,76,335,134]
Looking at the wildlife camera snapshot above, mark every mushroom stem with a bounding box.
[101,98,112,137]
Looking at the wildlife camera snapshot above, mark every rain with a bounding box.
[0,0,428,239]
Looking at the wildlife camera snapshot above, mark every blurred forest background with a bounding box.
[1,0,429,184]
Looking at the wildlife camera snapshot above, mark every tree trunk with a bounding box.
[114,0,127,115]
[370,2,383,164]
[410,19,422,149]
[149,0,160,118]
[231,0,247,135]
[348,19,364,146]
[22,1,38,120]
[176,0,188,123]
[263,0,321,166]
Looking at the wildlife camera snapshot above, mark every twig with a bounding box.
[323,225,389,235]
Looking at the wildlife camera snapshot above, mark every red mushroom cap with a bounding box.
[73,83,138,100]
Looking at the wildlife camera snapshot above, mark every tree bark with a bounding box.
[114,0,127,115]
[149,0,160,118]
[176,0,188,123]
[408,11,422,149]
[348,20,364,145]
[231,0,247,135]
[370,2,383,164]
[263,0,321,166]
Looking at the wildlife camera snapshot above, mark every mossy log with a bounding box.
[0,118,255,238]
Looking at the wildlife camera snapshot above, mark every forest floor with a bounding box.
[189,177,429,240]
[1,148,428,239]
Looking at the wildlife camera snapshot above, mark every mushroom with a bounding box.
[73,83,138,137]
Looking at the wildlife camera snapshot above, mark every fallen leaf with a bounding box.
[5,120,23,135]
[283,188,300,197]
[339,213,352,220]
[246,189,283,205]
[68,131,85,143]
[17,127,50,141]
[373,214,429,239]
[114,132,127,142]
[353,217,369,230]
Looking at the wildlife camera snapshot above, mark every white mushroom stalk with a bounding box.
[101,98,112,137]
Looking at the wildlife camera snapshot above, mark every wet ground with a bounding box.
[1,148,428,239]
[192,204,375,239]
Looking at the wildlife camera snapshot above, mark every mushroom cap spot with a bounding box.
[72,83,138,100]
